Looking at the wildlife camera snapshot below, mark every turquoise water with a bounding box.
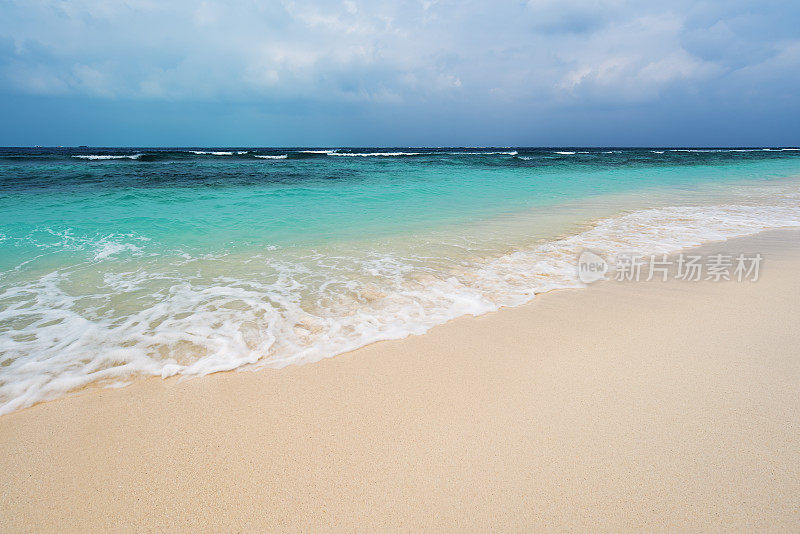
[2,147,800,413]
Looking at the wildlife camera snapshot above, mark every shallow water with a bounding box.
[1,147,800,413]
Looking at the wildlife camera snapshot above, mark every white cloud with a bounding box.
[554,13,722,101]
[0,0,797,109]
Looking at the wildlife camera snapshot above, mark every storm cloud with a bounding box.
[1,0,798,145]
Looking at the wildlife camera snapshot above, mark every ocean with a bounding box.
[1,147,800,414]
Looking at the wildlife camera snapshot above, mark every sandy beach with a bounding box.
[1,228,799,531]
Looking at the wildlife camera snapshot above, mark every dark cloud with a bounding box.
[0,0,797,144]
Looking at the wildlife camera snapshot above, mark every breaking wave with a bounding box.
[73,154,142,160]
[2,201,799,415]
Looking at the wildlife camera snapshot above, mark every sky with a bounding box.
[0,0,798,146]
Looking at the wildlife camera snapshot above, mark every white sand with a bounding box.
[1,229,799,531]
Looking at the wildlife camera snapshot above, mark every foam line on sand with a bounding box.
[1,229,800,531]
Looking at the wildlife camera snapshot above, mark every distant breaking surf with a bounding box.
[73,154,142,160]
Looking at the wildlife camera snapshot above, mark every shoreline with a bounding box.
[5,198,800,415]
[5,213,800,415]
[2,228,800,530]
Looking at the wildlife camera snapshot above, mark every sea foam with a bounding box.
[73,154,142,160]
[331,152,423,157]
[1,200,799,415]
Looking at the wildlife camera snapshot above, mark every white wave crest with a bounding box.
[331,152,422,157]
[255,154,288,159]
[73,154,142,160]
[446,151,518,155]
[296,150,518,157]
